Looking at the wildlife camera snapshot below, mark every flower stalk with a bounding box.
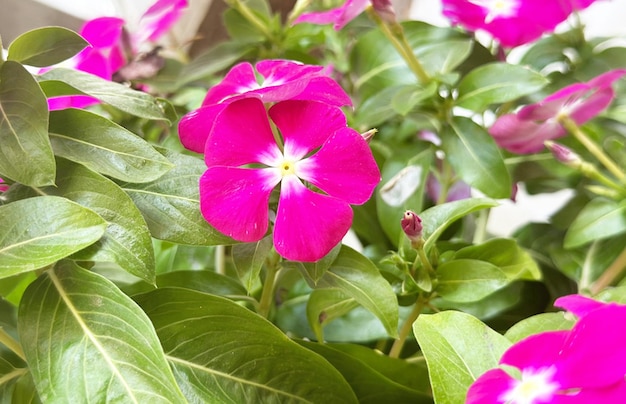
[590,245,626,295]
[0,328,25,361]
[389,294,425,358]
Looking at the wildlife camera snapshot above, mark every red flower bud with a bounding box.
[401,210,422,242]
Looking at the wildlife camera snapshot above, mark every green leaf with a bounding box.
[18,261,186,403]
[436,259,511,303]
[48,159,155,283]
[289,243,342,285]
[453,238,542,281]
[0,196,107,279]
[504,312,575,343]
[298,341,433,404]
[7,26,88,67]
[0,61,54,186]
[39,68,167,120]
[48,108,173,183]
[232,236,273,292]
[306,289,359,342]
[178,42,253,86]
[120,148,235,245]
[421,197,499,254]
[413,311,511,404]
[417,39,473,77]
[456,62,548,111]
[313,245,399,338]
[442,116,511,198]
[134,288,358,403]
[564,198,626,248]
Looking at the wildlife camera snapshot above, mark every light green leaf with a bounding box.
[421,198,499,254]
[306,289,359,342]
[298,341,432,404]
[504,312,575,343]
[7,26,88,67]
[442,116,511,198]
[413,311,511,404]
[120,148,235,245]
[135,288,358,403]
[49,108,173,183]
[49,159,155,283]
[564,198,626,248]
[0,196,107,279]
[18,261,186,403]
[436,259,510,303]
[314,245,399,338]
[178,42,253,87]
[39,68,167,120]
[232,236,273,292]
[456,62,548,111]
[453,238,542,281]
[0,61,54,186]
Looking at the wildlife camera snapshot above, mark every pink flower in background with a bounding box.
[294,0,395,30]
[441,0,599,47]
[178,59,351,153]
[45,0,188,110]
[0,178,8,192]
[198,98,380,262]
[466,294,626,403]
[489,69,626,153]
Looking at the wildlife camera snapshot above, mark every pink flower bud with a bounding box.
[401,210,422,242]
[545,141,581,165]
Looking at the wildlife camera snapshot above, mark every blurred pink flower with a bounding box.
[441,0,599,47]
[46,0,188,110]
[489,69,626,154]
[0,178,8,193]
[466,294,626,403]
[294,0,394,30]
[198,98,380,261]
[178,59,351,153]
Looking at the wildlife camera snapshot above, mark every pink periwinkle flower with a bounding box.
[0,178,8,193]
[178,59,352,153]
[466,294,626,403]
[45,0,188,110]
[294,0,395,31]
[489,69,626,154]
[441,0,599,48]
[198,97,380,262]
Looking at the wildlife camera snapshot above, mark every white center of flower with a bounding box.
[279,159,298,177]
[470,0,520,23]
[499,367,560,404]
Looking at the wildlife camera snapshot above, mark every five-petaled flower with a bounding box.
[178,59,352,153]
[45,0,187,110]
[441,0,599,47]
[466,294,626,403]
[293,0,395,30]
[489,69,626,154]
[197,97,380,262]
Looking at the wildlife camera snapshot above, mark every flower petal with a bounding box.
[554,294,607,318]
[569,87,615,125]
[297,127,380,204]
[489,114,565,154]
[294,0,369,30]
[205,98,283,167]
[203,62,260,105]
[134,0,188,46]
[273,175,353,262]
[269,100,347,160]
[466,368,517,404]
[178,104,226,153]
[199,166,280,242]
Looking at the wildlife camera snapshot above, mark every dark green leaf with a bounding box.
[178,42,254,86]
[135,288,358,403]
[413,311,511,404]
[436,259,510,303]
[49,108,173,182]
[456,62,548,111]
[298,341,433,404]
[442,116,511,198]
[232,236,273,292]
[289,242,342,285]
[120,148,235,245]
[18,261,186,403]
[306,289,359,342]
[0,196,107,279]
[39,68,167,120]
[564,198,626,248]
[7,26,88,67]
[0,61,54,186]
[48,159,155,283]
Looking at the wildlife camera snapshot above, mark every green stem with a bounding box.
[214,245,226,276]
[226,0,275,41]
[286,0,314,26]
[0,328,25,361]
[365,7,430,84]
[257,260,279,319]
[388,295,425,358]
[473,209,490,244]
[558,115,626,182]
[590,245,626,295]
